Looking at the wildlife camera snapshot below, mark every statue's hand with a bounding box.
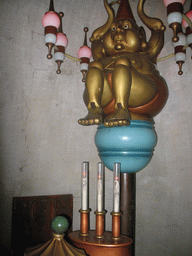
[138,0,165,32]
[152,20,166,32]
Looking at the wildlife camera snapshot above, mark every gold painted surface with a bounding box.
[24,233,87,256]
[78,0,168,127]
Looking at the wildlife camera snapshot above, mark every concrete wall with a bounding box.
[0,0,191,255]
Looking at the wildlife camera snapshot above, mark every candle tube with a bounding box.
[96,162,104,212]
[113,163,121,213]
[81,162,89,211]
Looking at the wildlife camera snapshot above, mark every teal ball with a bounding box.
[51,216,69,234]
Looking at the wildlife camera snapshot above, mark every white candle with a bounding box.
[81,162,89,211]
[113,163,120,213]
[96,162,104,212]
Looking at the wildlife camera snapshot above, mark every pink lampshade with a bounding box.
[55,33,68,47]
[42,11,60,28]
[163,0,186,7]
[182,10,192,28]
[78,46,92,59]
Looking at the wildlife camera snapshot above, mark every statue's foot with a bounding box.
[78,107,103,126]
[104,108,131,127]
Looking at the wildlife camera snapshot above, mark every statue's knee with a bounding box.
[89,61,104,70]
[115,57,131,68]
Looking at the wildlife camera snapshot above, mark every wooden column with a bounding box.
[120,173,136,256]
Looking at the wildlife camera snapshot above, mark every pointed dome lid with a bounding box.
[116,0,135,22]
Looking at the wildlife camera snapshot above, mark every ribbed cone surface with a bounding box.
[116,0,135,22]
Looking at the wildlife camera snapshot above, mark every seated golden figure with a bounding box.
[78,0,168,127]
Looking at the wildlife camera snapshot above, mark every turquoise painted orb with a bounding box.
[51,216,69,234]
[95,120,157,173]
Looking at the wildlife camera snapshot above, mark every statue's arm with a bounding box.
[137,0,166,63]
[91,40,105,61]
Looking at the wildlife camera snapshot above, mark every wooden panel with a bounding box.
[11,194,73,256]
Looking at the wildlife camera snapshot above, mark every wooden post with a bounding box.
[120,173,136,256]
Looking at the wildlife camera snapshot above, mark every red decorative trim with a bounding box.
[54,46,65,53]
[167,3,183,15]
[175,45,186,54]
[80,58,90,64]
[186,26,192,36]
[45,26,57,35]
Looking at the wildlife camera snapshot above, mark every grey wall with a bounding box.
[0,0,192,255]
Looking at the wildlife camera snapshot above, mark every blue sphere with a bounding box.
[95,120,157,173]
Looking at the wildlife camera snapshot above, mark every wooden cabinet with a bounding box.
[11,194,73,256]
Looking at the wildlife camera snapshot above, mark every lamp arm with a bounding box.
[183,14,192,30]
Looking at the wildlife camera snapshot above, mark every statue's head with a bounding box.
[102,19,147,56]
[91,0,147,59]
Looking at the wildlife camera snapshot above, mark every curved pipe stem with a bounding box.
[90,0,115,42]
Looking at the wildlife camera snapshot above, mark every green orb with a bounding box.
[51,216,69,234]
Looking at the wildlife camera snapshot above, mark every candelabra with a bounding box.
[163,0,192,74]
[42,0,192,78]
[68,162,133,256]
[42,0,91,79]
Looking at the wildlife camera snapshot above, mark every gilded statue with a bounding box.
[78,0,168,127]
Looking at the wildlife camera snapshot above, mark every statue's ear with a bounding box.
[139,26,148,52]
[91,40,106,60]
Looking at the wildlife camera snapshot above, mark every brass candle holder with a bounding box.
[79,209,91,237]
[94,210,107,238]
[111,211,122,240]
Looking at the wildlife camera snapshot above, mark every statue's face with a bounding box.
[103,20,142,55]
